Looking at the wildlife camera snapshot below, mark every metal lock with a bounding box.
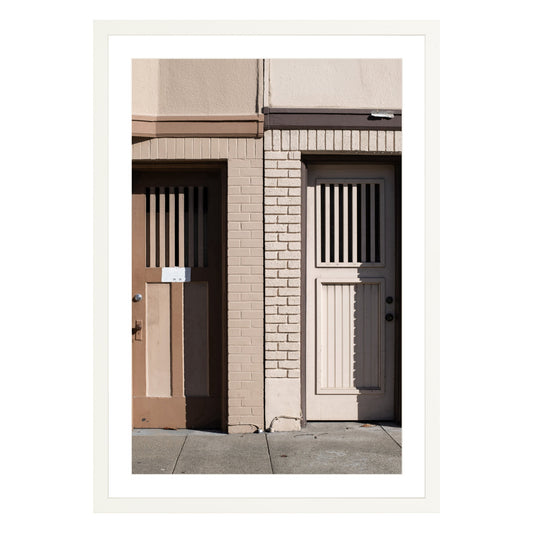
[133,294,143,302]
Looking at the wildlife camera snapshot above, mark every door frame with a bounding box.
[131,161,228,431]
[300,154,402,426]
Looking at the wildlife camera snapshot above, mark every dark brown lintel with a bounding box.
[263,107,402,131]
[132,114,264,139]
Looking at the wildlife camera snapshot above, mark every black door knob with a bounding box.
[385,313,394,322]
[386,296,393,304]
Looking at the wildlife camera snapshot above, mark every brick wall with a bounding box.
[133,137,264,433]
[263,128,401,431]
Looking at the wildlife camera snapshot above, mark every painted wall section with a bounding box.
[132,59,160,116]
[133,137,265,434]
[263,128,401,431]
[132,59,262,116]
[267,59,402,109]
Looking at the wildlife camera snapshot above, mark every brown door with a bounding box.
[132,165,226,429]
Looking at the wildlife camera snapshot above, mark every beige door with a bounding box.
[132,166,225,429]
[306,164,396,420]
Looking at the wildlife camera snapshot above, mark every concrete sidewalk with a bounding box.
[132,422,401,474]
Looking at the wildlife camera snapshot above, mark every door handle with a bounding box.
[133,320,143,340]
[385,313,394,322]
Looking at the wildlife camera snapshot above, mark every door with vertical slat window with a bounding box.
[132,167,224,429]
[306,164,396,420]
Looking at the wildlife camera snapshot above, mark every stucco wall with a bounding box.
[132,59,262,116]
[267,59,402,109]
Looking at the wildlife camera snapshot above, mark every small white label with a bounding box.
[162,267,191,282]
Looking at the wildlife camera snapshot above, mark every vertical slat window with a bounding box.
[145,186,209,268]
[316,181,382,265]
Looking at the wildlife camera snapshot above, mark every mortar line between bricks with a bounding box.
[265,433,274,474]
[379,424,402,448]
[171,434,188,474]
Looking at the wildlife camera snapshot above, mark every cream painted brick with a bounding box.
[264,130,272,151]
[288,224,301,233]
[279,250,300,260]
[277,160,301,169]
[242,167,264,177]
[241,185,262,195]
[192,138,202,158]
[334,130,343,150]
[265,314,288,323]
[287,351,300,360]
[241,204,262,213]
[288,278,301,287]
[288,297,300,306]
[395,131,402,152]
[265,350,287,360]
[316,130,325,150]
[278,360,300,370]
[140,140,150,159]
[266,369,287,378]
[288,260,300,270]
[265,160,279,169]
[218,138,228,158]
[360,130,369,151]
[246,138,256,158]
[265,278,288,288]
[326,130,334,150]
[278,323,300,333]
[288,315,299,323]
[228,139,238,158]
[241,222,263,231]
[378,130,386,151]
[265,187,289,197]
[265,169,289,178]
[288,206,301,214]
[184,138,193,158]
[288,170,301,178]
[386,130,394,152]
[238,139,247,158]
[268,333,288,342]
[299,130,308,150]
[276,178,300,188]
[265,151,288,160]
[278,233,301,242]
[351,130,360,151]
[278,269,300,279]
[265,207,288,216]
[149,138,158,159]
[369,130,377,151]
[281,130,290,150]
[277,215,300,224]
[132,141,141,159]
[288,188,301,197]
[290,130,299,150]
[229,159,252,168]
[201,138,211,158]
[272,130,281,150]
[278,287,300,297]
[265,241,288,251]
[308,130,317,150]
[288,241,301,250]
[277,197,301,206]
[287,370,300,378]
[341,130,350,150]
[209,137,219,158]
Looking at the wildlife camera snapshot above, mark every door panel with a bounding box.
[306,164,396,421]
[132,167,224,429]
